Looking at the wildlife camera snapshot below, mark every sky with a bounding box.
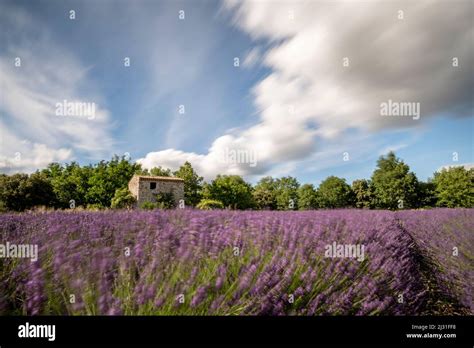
[0,0,473,186]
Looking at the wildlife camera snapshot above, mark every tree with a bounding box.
[317,176,353,208]
[371,152,418,209]
[203,175,254,209]
[24,172,57,208]
[297,184,318,210]
[1,155,143,211]
[0,172,55,211]
[149,166,172,177]
[0,173,31,211]
[416,181,437,208]
[0,174,28,211]
[351,179,373,209]
[111,187,136,209]
[43,162,91,208]
[86,156,141,208]
[275,176,299,210]
[174,161,203,207]
[253,176,277,210]
[432,167,474,208]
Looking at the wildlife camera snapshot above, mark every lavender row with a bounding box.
[0,209,472,315]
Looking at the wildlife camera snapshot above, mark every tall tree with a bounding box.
[317,176,353,208]
[174,161,203,206]
[253,176,278,210]
[297,183,318,210]
[416,181,437,208]
[371,152,418,209]
[43,162,92,208]
[351,179,373,209]
[0,173,30,211]
[86,156,141,207]
[432,167,474,208]
[275,176,300,210]
[203,175,254,209]
[25,172,57,208]
[0,172,56,211]
[149,166,172,177]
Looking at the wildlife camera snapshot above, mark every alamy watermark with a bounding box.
[0,242,38,262]
[55,100,96,120]
[218,147,257,167]
[18,322,55,341]
[380,99,420,120]
[324,242,365,262]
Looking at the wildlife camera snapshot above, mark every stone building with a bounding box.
[128,175,184,207]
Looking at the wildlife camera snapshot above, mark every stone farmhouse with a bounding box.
[128,175,184,207]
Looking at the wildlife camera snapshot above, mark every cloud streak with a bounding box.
[0,4,114,173]
[139,0,473,179]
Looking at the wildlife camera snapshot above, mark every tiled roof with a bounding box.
[134,175,184,182]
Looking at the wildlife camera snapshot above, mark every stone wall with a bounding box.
[128,175,139,198]
[128,175,184,207]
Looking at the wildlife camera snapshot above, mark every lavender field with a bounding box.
[0,209,472,316]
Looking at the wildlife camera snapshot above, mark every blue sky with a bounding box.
[0,0,472,185]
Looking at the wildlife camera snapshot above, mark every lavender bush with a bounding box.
[396,209,473,313]
[0,209,472,315]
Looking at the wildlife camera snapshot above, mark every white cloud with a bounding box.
[0,5,114,173]
[378,143,409,156]
[243,47,261,68]
[237,0,472,134]
[0,147,72,174]
[140,1,472,180]
[438,163,474,172]
[137,149,205,175]
[137,141,268,182]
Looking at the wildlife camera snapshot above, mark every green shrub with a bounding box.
[86,203,104,210]
[140,201,158,210]
[140,192,176,210]
[111,187,136,209]
[0,200,8,213]
[196,199,224,210]
[153,192,176,209]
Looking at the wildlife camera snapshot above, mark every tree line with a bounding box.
[0,152,472,212]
